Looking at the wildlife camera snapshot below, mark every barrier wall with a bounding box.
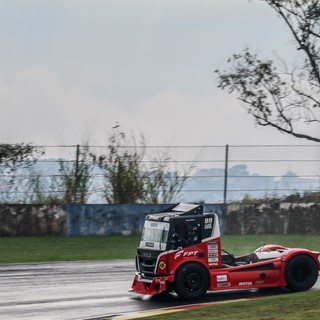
[0,204,223,236]
[67,204,223,236]
[0,203,318,236]
[226,202,320,234]
[67,204,169,236]
[0,204,67,236]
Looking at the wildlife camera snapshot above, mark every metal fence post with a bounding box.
[222,144,229,233]
[73,144,80,203]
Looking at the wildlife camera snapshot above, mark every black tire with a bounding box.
[174,262,209,300]
[285,255,319,292]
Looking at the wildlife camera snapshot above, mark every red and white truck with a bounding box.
[130,203,320,300]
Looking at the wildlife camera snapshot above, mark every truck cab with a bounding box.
[130,203,320,300]
[131,203,221,298]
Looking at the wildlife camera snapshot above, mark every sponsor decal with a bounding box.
[184,251,199,257]
[174,250,184,259]
[208,254,219,263]
[207,241,219,263]
[146,242,154,248]
[217,282,231,288]
[255,280,265,285]
[159,261,166,270]
[217,275,228,282]
[238,282,253,286]
[174,250,199,259]
[150,222,158,227]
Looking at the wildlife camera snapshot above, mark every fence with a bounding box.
[0,144,319,204]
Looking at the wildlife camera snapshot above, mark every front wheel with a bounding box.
[285,255,319,292]
[174,262,209,300]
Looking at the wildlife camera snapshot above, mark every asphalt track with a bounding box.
[0,260,319,320]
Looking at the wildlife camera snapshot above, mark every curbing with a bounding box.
[112,298,252,319]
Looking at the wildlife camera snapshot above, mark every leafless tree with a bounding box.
[94,124,193,204]
[216,0,320,143]
[0,143,43,203]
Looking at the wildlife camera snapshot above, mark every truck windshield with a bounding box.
[140,221,169,250]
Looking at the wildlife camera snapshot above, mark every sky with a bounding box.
[0,0,318,148]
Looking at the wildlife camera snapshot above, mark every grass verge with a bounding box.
[0,234,140,263]
[142,290,320,320]
[0,234,319,264]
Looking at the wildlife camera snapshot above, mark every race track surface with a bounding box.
[0,260,319,320]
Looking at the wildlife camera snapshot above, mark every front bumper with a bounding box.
[129,272,174,296]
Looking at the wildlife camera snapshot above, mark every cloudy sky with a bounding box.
[0,0,316,147]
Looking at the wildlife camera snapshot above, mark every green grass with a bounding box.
[142,291,320,320]
[0,234,140,263]
[0,234,319,264]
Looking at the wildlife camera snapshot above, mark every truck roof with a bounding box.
[145,203,204,222]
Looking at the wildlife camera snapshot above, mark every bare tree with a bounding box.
[143,151,195,204]
[96,125,145,204]
[0,143,42,171]
[216,0,320,143]
[94,124,193,204]
[58,145,92,204]
[0,143,43,203]
[24,170,62,205]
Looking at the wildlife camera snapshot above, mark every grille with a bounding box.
[137,249,162,277]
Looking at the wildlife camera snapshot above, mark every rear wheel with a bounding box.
[285,255,319,292]
[174,262,209,300]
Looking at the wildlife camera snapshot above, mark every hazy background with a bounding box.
[1,0,314,146]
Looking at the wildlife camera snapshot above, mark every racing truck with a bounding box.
[130,203,320,300]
